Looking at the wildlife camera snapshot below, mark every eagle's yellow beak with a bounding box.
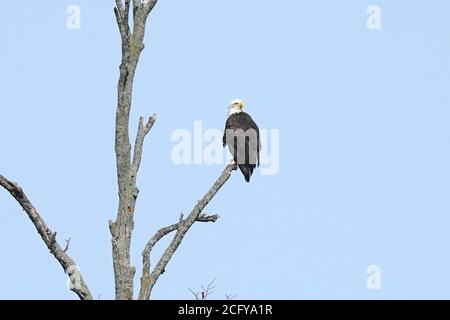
[230,99,245,110]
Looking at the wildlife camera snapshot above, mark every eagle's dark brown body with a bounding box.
[223,112,260,182]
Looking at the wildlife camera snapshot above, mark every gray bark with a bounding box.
[110,0,158,300]
[0,175,93,300]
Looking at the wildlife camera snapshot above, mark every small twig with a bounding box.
[225,293,237,300]
[197,214,220,222]
[63,237,72,253]
[188,288,200,300]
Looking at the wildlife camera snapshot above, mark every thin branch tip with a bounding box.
[63,237,72,253]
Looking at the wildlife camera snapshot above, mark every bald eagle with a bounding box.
[223,99,260,182]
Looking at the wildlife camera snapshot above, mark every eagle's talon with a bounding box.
[229,159,238,170]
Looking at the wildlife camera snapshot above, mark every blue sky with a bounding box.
[1,1,450,299]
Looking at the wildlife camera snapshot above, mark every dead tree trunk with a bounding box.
[109,0,158,300]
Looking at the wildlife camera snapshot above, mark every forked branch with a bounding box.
[138,163,236,299]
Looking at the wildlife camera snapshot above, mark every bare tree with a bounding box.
[0,1,237,300]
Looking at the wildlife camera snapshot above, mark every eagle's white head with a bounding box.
[227,98,245,117]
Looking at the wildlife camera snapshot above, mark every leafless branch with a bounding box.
[0,175,93,300]
[114,1,128,45]
[131,113,157,180]
[139,213,219,300]
[197,213,220,222]
[201,278,216,300]
[124,0,131,29]
[188,288,200,300]
[138,163,236,299]
[225,293,237,300]
[143,0,158,15]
